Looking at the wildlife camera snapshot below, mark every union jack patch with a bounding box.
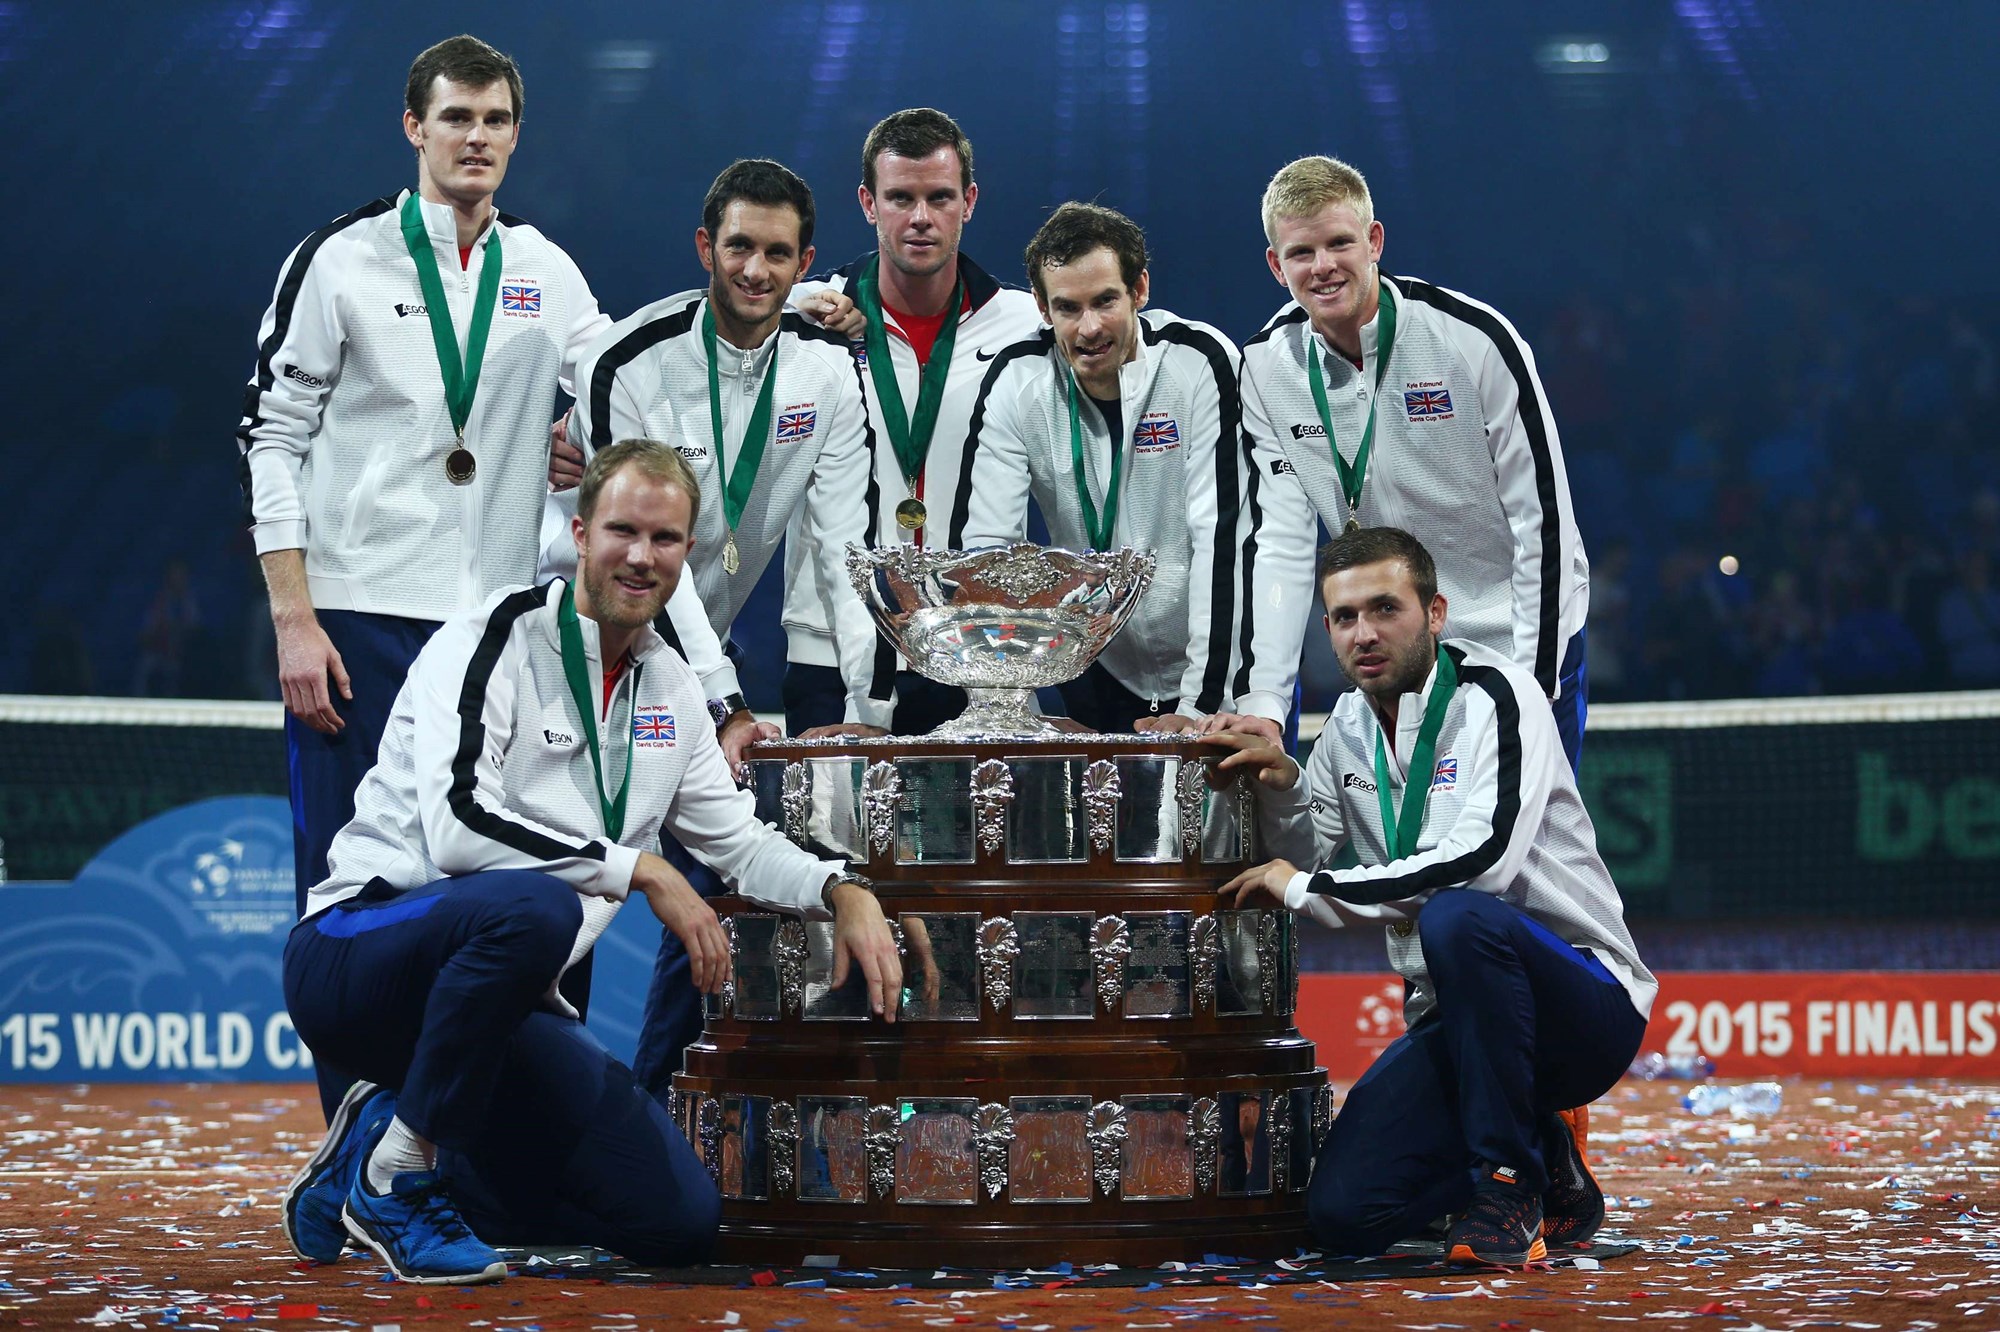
[1133,416,1180,450]
[1405,388,1453,419]
[1432,757,1457,788]
[776,409,817,442]
[634,710,677,746]
[500,284,542,314]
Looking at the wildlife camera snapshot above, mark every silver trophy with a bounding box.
[847,543,1157,738]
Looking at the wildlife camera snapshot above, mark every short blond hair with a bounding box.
[1260,155,1374,245]
[578,438,701,530]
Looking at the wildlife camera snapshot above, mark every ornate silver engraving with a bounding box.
[775,920,809,1017]
[974,1102,1014,1200]
[1083,759,1120,854]
[768,1100,798,1198]
[971,759,1014,853]
[1237,777,1256,861]
[865,1103,899,1199]
[1270,1092,1294,1194]
[1190,1096,1221,1194]
[1313,1082,1334,1151]
[1091,915,1130,1013]
[1191,913,1219,1014]
[1257,910,1281,1013]
[696,1096,722,1186]
[1284,921,1301,1017]
[1089,1100,1128,1198]
[979,915,1019,1013]
[1176,757,1206,857]
[862,761,901,859]
[780,761,811,845]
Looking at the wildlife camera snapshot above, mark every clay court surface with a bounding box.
[3,1078,1996,1330]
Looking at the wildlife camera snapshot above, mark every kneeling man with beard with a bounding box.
[277,439,901,1284]
[1205,527,1651,1268]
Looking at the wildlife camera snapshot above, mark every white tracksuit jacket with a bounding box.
[1255,639,1652,1026]
[1238,274,1589,721]
[238,189,607,620]
[944,309,1255,718]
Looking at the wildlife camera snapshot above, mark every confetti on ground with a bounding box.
[1,1080,1997,1329]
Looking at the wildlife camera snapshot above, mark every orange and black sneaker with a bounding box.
[1541,1106,1605,1247]
[1445,1167,1548,1267]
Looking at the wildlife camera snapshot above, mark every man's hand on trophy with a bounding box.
[1219,857,1301,909]
[1198,729,1300,792]
[548,410,583,492]
[1133,713,1199,734]
[720,710,783,780]
[827,878,903,1022]
[799,722,890,741]
[1197,711,1284,744]
[634,852,732,994]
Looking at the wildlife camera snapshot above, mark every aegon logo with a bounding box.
[1290,422,1327,440]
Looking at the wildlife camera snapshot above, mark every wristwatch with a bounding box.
[707,692,752,728]
[822,872,875,910]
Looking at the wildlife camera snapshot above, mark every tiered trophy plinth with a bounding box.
[671,734,1326,1268]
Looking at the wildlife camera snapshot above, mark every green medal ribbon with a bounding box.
[1304,278,1397,522]
[854,255,962,487]
[1371,642,1458,862]
[557,582,635,842]
[1064,370,1124,551]
[398,192,503,441]
[702,303,781,536]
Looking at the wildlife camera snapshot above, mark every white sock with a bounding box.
[363,1116,435,1194]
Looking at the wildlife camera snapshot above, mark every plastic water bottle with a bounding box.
[1683,1082,1784,1117]
[1627,1051,1716,1081]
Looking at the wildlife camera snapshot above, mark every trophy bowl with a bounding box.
[847,543,1157,738]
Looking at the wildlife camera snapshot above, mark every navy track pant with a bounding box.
[283,870,719,1265]
[1306,889,1643,1257]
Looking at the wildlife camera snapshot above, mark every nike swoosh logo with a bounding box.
[976,348,998,361]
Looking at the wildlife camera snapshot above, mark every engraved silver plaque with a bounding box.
[1089,1100,1128,1198]
[862,760,901,860]
[1008,1096,1092,1203]
[728,914,788,1021]
[1083,758,1120,854]
[719,1095,769,1201]
[1214,910,1265,1017]
[1005,756,1087,863]
[1256,910,1280,1014]
[1176,756,1206,858]
[1091,914,1130,1013]
[748,758,788,830]
[1013,912,1096,1020]
[781,760,810,846]
[695,1095,723,1186]
[1191,913,1219,1015]
[1123,911,1192,1019]
[895,758,975,863]
[1119,1095,1194,1202]
[715,916,737,1018]
[865,1103,899,1199]
[796,1096,868,1204]
[775,919,809,1017]
[971,758,1014,854]
[899,912,981,1021]
[1190,1096,1221,1194]
[974,1102,1013,1200]
[803,919,872,1020]
[1113,755,1177,862]
[896,1098,979,1205]
[978,915,1019,1013]
[1269,1090,1293,1194]
[1313,1081,1334,1152]
[1216,1090,1272,1197]
[1198,773,1246,863]
[769,1100,798,1198]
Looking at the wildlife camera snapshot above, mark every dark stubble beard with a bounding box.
[582,560,669,633]
[1339,632,1437,703]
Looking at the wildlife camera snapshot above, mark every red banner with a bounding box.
[1298,972,2000,1080]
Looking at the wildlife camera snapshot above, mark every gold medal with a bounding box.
[895,497,927,531]
[722,533,741,576]
[445,447,477,484]
[1344,517,1361,535]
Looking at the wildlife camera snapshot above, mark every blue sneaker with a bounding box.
[343,1170,508,1284]
[281,1081,395,1264]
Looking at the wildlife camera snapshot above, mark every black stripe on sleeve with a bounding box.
[448,585,610,865]
[1396,278,1564,693]
[1243,303,1307,350]
[1143,320,1242,715]
[1305,650,1521,904]
[945,330,1055,549]
[1232,427,1266,702]
[235,194,398,528]
[584,301,699,455]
